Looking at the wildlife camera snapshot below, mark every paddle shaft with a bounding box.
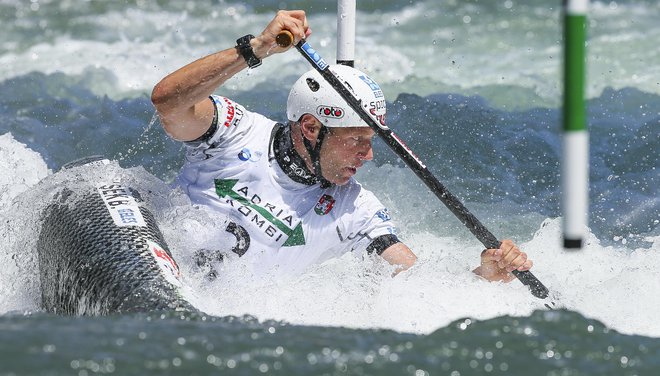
[277,31,550,300]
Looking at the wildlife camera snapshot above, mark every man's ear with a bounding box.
[299,114,321,142]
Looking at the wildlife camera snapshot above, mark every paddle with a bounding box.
[276,31,552,302]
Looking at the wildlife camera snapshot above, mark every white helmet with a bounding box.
[286,64,386,128]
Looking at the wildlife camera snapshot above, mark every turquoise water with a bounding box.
[2,310,658,375]
[0,0,658,374]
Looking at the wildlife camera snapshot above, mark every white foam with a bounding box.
[0,134,50,312]
[2,1,659,105]
[0,140,658,338]
[1,1,658,335]
[0,133,50,208]
[175,217,659,337]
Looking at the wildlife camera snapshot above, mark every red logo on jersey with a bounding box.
[314,194,335,215]
[222,97,244,128]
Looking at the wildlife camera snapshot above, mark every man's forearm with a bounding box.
[150,10,310,141]
[152,48,242,112]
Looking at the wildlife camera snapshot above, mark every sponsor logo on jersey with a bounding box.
[97,183,147,227]
[283,155,315,180]
[314,194,335,215]
[290,161,313,179]
[214,179,306,247]
[317,105,344,119]
[221,97,244,128]
[335,226,373,243]
[375,208,391,222]
[237,148,262,162]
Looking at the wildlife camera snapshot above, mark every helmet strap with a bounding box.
[302,126,333,188]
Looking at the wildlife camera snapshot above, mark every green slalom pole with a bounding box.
[562,0,589,249]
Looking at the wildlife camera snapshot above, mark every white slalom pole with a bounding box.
[336,0,356,66]
[562,0,589,250]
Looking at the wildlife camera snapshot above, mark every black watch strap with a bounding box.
[236,34,261,68]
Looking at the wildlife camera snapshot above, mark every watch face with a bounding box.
[237,34,255,47]
[237,34,261,68]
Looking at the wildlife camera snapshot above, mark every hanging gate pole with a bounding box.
[562,0,590,250]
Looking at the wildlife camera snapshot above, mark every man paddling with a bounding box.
[151,10,532,281]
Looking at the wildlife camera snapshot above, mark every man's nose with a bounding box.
[358,143,374,161]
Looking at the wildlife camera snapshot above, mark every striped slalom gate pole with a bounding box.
[562,0,589,249]
[336,0,356,66]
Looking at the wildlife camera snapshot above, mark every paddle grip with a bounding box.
[276,30,294,48]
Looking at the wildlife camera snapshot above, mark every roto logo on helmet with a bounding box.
[317,105,344,119]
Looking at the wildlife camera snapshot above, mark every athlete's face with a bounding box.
[320,126,375,186]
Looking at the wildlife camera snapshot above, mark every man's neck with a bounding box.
[289,122,315,172]
[272,123,317,185]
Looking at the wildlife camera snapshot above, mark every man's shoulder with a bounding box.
[209,94,274,129]
[208,94,278,140]
[181,96,277,163]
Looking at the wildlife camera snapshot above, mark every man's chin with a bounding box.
[334,179,350,186]
[329,176,351,186]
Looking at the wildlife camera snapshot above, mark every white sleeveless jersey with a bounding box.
[176,95,397,275]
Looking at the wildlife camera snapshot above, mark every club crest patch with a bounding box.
[314,194,335,215]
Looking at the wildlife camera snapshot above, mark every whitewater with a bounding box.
[0,0,658,342]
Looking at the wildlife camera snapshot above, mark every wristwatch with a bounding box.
[236,34,261,68]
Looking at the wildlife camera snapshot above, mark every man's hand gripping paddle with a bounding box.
[276,30,556,308]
